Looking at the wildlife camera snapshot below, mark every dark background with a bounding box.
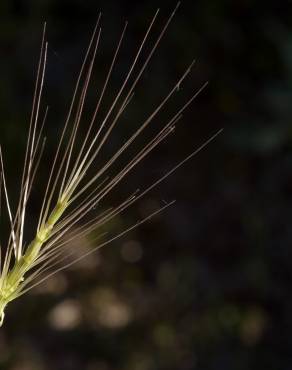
[0,1,292,369]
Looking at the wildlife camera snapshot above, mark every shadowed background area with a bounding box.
[0,1,291,370]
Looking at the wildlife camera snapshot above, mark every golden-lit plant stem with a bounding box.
[0,196,69,324]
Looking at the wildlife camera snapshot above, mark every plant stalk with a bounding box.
[0,196,69,325]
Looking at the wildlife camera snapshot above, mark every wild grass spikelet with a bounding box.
[0,4,222,327]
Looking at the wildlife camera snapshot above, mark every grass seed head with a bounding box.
[0,4,222,327]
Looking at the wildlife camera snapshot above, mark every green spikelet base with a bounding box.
[0,197,69,326]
